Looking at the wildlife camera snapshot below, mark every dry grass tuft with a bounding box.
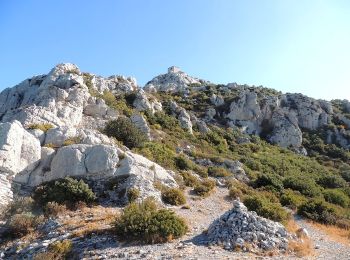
[307,221,350,246]
[285,219,314,257]
[288,239,314,257]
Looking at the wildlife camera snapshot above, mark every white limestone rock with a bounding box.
[130,113,151,139]
[0,121,41,210]
[115,151,178,202]
[144,66,207,93]
[210,94,225,107]
[269,111,302,148]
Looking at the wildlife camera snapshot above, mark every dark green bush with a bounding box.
[114,198,188,243]
[193,179,216,197]
[323,189,349,207]
[33,177,96,207]
[243,195,289,222]
[341,170,350,182]
[254,174,284,192]
[317,175,347,189]
[207,166,230,178]
[104,117,147,149]
[298,199,338,224]
[283,176,321,197]
[127,188,140,203]
[161,188,186,206]
[174,156,193,171]
[280,189,307,210]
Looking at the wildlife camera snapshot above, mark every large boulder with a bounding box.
[269,111,303,148]
[0,121,41,210]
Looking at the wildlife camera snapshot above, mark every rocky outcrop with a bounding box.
[144,66,207,93]
[269,111,303,148]
[0,121,41,210]
[130,113,151,139]
[207,200,290,252]
[133,89,162,113]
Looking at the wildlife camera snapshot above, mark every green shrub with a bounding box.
[161,188,186,206]
[228,187,243,200]
[174,156,193,171]
[207,166,230,178]
[104,118,147,149]
[341,170,350,182]
[135,142,176,169]
[254,173,284,192]
[114,198,188,243]
[323,189,349,207]
[33,177,96,207]
[243,195,289,222]
[193,179,216,197]
[181,172,200,187]
[283,176,321,197]
[298,199,338,224]
[27,123,54,133]
[47,239,73,259]
[317,175,347,189]
[193,165,209,178]
[127,188,140,203]
[280,189,307,210]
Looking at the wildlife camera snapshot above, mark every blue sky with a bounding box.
[0,0,349,100]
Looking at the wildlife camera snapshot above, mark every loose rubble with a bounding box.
[207,200,291,252]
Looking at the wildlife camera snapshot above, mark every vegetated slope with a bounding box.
[0,64,349,258]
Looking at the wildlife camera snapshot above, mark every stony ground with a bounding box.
[1,187,349,259]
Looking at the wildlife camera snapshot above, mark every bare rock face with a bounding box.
[269,111,303,148]
[130,113,151,139]
[0,63,88,127]
[226,90,262,135]
[207,200,290,252]
[144,66,207,93]
[0,121,41,211]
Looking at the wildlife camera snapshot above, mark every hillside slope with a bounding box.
[0,64,349,259]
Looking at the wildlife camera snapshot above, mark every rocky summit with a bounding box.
[0,63,350,259]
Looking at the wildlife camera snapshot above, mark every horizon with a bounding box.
[0,0,349,101]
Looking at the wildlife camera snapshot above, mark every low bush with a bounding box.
[254,173,284,192]
[323,189,349,207]
[298,199,338,224]
[207,166,230,178]
[1,197,34,218]
[228,187,243,200]
[104,117,147,149]
[174,156,193,171]
[127,188,140,203]
[114,198,188,243]
[33,177,96,207]
[46,239,73,259]
[317,175,347,189]
[283,176,321,197]
[27,123,54,132]
[193,179,216,197]
[181,172,200,187]
[243,195,289,222]
[280,189,307,210]
[43,202,67,217]
[161,188,186,206]
[6,213,43,237]
[63,136,82,146]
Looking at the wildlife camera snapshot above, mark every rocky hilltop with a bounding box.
[1,64,350,259]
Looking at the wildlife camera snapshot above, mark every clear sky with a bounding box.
[0,0,349,100]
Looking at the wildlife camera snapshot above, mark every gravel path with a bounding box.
[294,216,350,260]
